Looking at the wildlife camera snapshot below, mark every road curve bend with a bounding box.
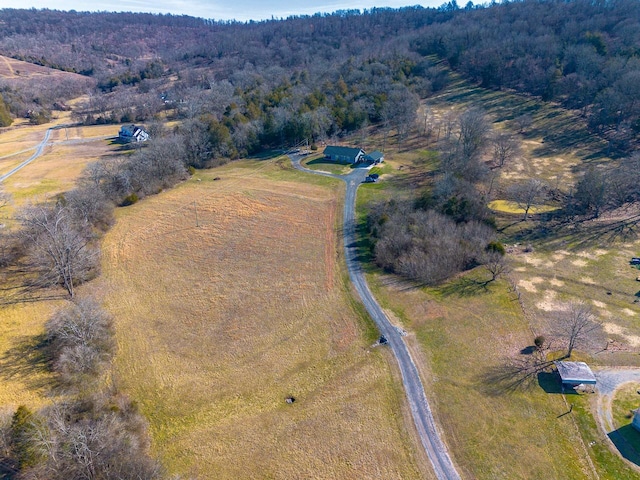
[0,124,82,183]
[290,154,461,480]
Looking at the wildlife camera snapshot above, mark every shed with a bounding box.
[323,146,365,163]
[364,150,384,163]
[555,361,596,392]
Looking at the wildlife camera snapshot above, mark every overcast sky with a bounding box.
[0,1,445,21]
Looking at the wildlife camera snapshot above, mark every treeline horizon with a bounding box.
[0,0,637,155]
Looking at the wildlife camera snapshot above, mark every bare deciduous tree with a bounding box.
[46,297,114,385]
[556,302,603,357]
[514,114,532,134]
[507,178,547,221]
[483,252,509,283]
[20,204,98,298]
[457,107,490,161]
[573,167,607,218]
[28,399,164,480]
[491,131,520,169]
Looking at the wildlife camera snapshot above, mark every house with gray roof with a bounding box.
[364,150,384,163]
[119,124,149,143]
[323,146,365,163]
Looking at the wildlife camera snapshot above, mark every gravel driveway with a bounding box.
[595,368,640,396]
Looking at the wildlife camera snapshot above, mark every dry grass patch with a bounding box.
[0,300,62,410]
[506,239,640,364]
[0,55,85,80]
[488,199,559,215]
[96,162,426,479]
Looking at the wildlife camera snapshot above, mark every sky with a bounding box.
[0,0,445,22]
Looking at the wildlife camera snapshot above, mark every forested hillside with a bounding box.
[0,0,638,158]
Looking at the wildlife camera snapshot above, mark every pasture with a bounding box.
[93,161,429,479]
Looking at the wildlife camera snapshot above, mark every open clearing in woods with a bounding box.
[0,55,89,81]
[94,160,428,479]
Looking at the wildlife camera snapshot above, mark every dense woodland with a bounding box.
[0,0,639,149]
[0,1,639,477]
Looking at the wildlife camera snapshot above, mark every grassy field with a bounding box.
[1,123,120,209]
[368,271,598,479]
[0,55,87,80]
[91,160,430,479]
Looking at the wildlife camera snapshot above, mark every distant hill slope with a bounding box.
[0,54,89,80]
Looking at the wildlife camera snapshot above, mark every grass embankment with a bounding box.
[302,155,353,175]
[95,160,428,479]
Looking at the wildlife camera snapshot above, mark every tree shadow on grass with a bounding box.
[608,425,640,467]
[537,371,566,394]
[435,276,489,298]
[0,334,55,392]
[504,214,640,252]
[305,158,349,166]
[478,356,564,396]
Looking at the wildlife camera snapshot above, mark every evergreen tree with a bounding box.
[0,94,12,127]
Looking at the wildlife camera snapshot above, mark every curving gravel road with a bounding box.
[290,154,461,480]
[0,127,53,183]
[0,124,91,184]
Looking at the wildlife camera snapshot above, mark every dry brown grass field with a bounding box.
[0,55,86,79]
[1,124,119,208]
[0,301,63,410]
[90,161,429,479]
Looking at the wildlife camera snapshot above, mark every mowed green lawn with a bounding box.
[94,160,430,479]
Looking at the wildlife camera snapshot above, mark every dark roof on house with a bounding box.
[555,361,596,385]
[323,145,364,158]
[365,150,384,161]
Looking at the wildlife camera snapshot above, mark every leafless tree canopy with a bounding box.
[507,179,548,221]
[45,298,115,385]
[554,302,603,357]
[9,397,163,480]
[370,201,494,285]
[491,132,520,169]
[441,108,491,182]
[19,204,99,298]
